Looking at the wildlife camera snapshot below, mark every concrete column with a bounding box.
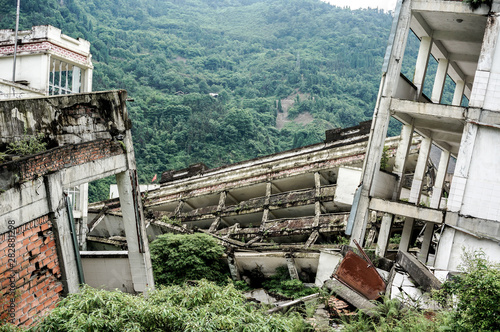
[376,213,393,257]
[116,170,155,292]
[209,191,227,232]
[173,200,184,217]
[227,251,241,281]
[417,223,434,264]
[409,137,432,204]
[448,121,478,212]
[351,0,412,246]
[430,149,450,209]
[452,80,465,106]
[413,36,433,99]
[399,217,414,252]
[44,173,80,294]
[434,226,456,270]
[285,253,300,280]
[470,13,500,108]
[431,58,449,103]
[392,123,414,200]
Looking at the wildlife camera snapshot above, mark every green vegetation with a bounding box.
[340,296,452,332]
[27,282,312,331]
[0,0,399,200]
[6,133,47,157]
[435,249,500,331]
[149,233,230,285]
[262,266,318,299]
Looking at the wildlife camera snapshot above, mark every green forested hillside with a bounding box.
[0,0,397,200]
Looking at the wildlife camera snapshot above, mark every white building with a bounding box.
[350,0,500,271]
[0,25,93,99]
[0,25,94,245]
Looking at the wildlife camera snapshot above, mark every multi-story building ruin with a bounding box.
[350,0,500,271]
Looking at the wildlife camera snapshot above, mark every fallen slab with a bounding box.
[323,279,377,316]
[266,293,320,314]
[396,250,442,292]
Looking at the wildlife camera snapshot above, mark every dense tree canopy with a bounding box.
[0,0,447,200]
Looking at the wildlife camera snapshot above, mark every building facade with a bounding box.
[350,0,500,271]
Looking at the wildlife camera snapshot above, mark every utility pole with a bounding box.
[12,0,20,89]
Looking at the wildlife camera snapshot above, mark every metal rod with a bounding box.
[65,193,85,284]
[12,0,20,83]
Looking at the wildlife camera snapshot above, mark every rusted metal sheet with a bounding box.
[334,250,386,300]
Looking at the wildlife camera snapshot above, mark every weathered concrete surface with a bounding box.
[0,90,130,146]
[396,250,441,292]
[324,279,377,315]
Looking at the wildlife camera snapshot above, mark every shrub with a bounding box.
[340,296,452,332]
[6,133,47,156]
[437,249,500,332]
[149,233,230,285]
[262,266,318,299]
[30,282,312,332]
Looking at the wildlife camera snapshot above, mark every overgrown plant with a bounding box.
[29,282,312,332]
[6,133,47,156]
[262,266,318,299]
[380,146,389,171]
[340,296,452,332]
[149,233,230,285]
[435,249,500,332]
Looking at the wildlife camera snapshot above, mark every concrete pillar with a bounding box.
[434,226,456,270]
[227,251,241,281]
[209,191,227,232]
[392,123,414,200]
[417,223,434,264]
[351,0,412,246]
[285,253,300,280]
[430,149,450,209]
[44,173,80,294]
[413,36,433,99]
[399,217,415,252]
[376,213,393,257]
[452,80,465,106]
[116,170,155,292]
[448,121,478,212]
[409,137,432,204]
[470,13,500,108]
[173,200,184,216]
[431,58,449,103]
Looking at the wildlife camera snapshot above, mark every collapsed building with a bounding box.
[86,0,500,292]
[0,27,153,326]
[87,122,423,284]
[4,0,500,325]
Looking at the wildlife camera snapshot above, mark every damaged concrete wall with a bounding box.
[0,216,63,326]
[0,91,153,327]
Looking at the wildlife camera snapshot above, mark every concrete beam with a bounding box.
[390,98,466,121]
[433,30,484,43]
[369,198,444,224]
[323,279,377,315]
[396,250,442,292]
